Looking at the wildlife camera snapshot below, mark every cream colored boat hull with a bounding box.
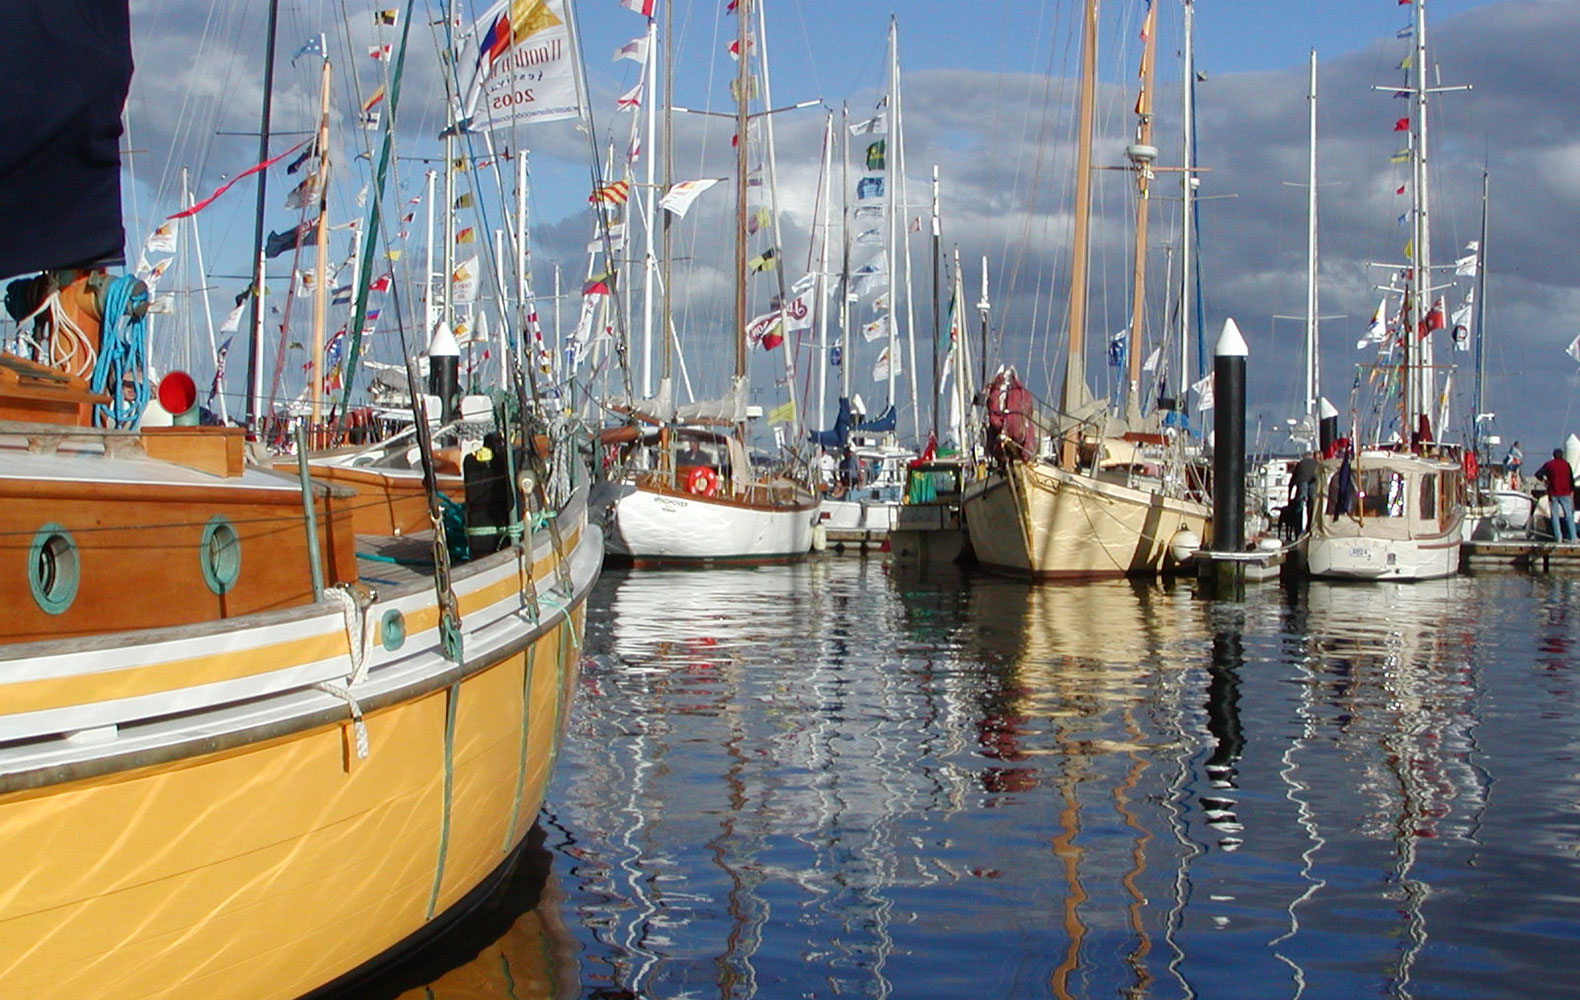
[963,460,1208,579]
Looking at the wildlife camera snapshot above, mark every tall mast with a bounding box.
[1408,0,1432,440]
[639,16,658,399]
[1472,170,1489,466]
[814,111,834,429]
[244,0,281,431]
[756,0,801,445]
[308,52,332,426]
[661,0,674,393]
[892,19,921,442]
[839,105,852,404]
[977,255,990,394]
[1061,0,1098,422]
[732,0,750,386]
[930,164,941,443]
[1304,48,1320,420]
[1177,0,1195,419]
[885,18,900,422]
[1123,0,1158,427]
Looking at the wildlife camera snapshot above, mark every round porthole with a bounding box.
[29,524,80,615]
[381,609,406,651]
[200,515,242,595]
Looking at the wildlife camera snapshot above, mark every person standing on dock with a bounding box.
[1505,440,1523,487]
[1535,448,1576,542]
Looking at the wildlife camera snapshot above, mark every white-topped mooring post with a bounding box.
[1207,318,1248,595]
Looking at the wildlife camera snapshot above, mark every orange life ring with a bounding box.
[685,465,719,497]
[1462,450,1478,482]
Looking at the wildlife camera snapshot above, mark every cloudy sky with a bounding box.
[116,0,1578,454]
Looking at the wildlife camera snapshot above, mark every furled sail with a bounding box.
[675,376,748,426]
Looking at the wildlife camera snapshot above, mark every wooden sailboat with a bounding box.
[1307,0,1465,580]
[0,4,601,997]
[961,0,1208,580]
[598,0,817,566]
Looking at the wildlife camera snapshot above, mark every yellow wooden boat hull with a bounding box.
[0,499,600,1000]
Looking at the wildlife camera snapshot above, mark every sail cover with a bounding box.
[808,396,852,449]
[809,397,897,448]
[0,1,132,278]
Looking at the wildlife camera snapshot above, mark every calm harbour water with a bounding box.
[381,559,1580,999]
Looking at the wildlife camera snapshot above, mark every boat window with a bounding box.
[1358,468,1406,518]
[200,515,242,595]
[1418,472,1436,520]
[381,609,406,651]
[28,524,80,615]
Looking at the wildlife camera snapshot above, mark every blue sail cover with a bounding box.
[0,1,132,279]
[854,404,896,434]
[808,396,851,449]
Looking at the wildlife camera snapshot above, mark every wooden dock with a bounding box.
[1461,540,1580,573]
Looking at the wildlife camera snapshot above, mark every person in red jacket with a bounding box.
[1535,448,1576,542]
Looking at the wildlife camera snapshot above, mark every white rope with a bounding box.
[319,584,378,758]
[14,290,98,378]
[313,680,371,760]
[325,584,377,686]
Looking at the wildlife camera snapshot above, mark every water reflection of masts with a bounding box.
[1383,689,1430,997]
[1050,758,1088,1000]
[1018,582,1178,997]
[1269,587,1323,995]
[1114,705,1153,994]
[1305,581,1487,998]
[809,557,913,999]
[709,727,761,998]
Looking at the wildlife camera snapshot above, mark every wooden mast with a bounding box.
[1060,0,1099,465]
[308,52,332,427]
[1123,0,1158,427]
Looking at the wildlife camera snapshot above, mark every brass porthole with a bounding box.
[28,523,80,615]
[200,515,242,595]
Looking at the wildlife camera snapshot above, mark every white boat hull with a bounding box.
[817,494,900,547]
[1306,528,1460,580]
[602,480,816,564]
[963,460,1209,579]
[1308,450,1464,581]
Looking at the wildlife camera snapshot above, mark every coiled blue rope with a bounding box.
[89,274,150,428]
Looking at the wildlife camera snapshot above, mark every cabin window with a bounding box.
[1358,469,1406,518]
[381,609,407,651]
[200,515,242,595]
[28,524,79,615]
[1418,473,1437,520]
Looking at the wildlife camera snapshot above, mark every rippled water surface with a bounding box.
[393,562,1580,999]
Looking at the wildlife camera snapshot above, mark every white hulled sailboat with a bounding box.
[1308,0,1465,581]
[598,0,817,565]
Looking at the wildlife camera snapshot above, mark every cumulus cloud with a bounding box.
[104,0,1580,441]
